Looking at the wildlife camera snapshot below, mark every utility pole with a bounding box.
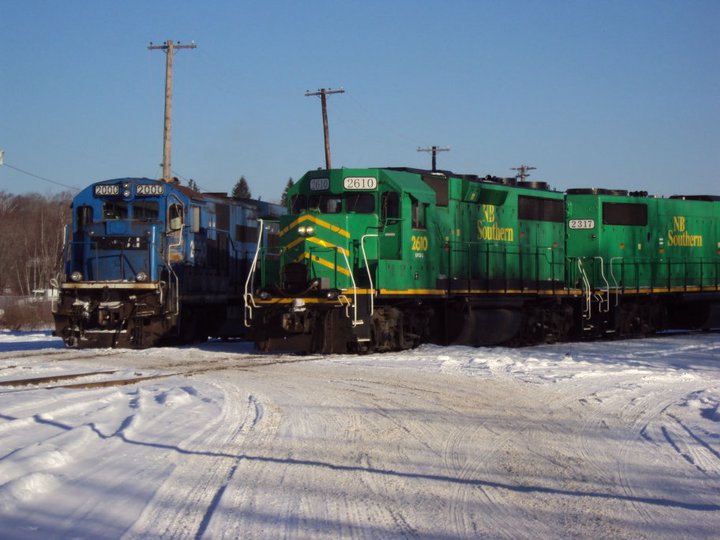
[417,145,450,172]
[148,39,196,181]
[305,87,344,169]
[511,164,536,182]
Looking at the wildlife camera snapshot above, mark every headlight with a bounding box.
[298,225,307,236]
[304,225,315,236]
[326,288,340,300]
[136,271,148,282]
[259,290,272,300]
[70,271,83,282]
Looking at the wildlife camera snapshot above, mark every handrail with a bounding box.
[336,246,362,326]
[577,258,592,319]
[593,256,610,313]
[609,257,622,306]
[360,233,378,317]
[166,264,180,315]
[243,218,265,326]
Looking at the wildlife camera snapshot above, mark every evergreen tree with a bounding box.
[187,178,199,191]
[231,176,252,199]
[280,177,294,207]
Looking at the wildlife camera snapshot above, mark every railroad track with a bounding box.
[0,352,326,391]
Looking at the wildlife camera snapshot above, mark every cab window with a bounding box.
[76,205,93,232]
[191,206,201,233]
[168,203,184,230]
[411,196,426,229]
[103,201,128,220]
[308,194,342,213]
[291,194,307,213]
[381,192,400,220]
[133,201,159,220]
[345,193,375,213]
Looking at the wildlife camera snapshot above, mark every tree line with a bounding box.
[230,176,295,204]
[0,190,73,296]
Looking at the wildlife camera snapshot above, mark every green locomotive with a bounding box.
[244,167,720,353]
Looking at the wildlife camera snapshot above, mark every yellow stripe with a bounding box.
[378,289,446,295]
[256,297,336,305]
[308,253,351,276]
[280,214,350,239]
[377,288,585,296]
[286,237,349,259]
[306,237,349,256]
[292,252,352,277]
[286,237,304,251]
[448,289,583,296]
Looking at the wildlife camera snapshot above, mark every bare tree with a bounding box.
[0,191,72,296]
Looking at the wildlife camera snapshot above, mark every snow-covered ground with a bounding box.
[1,330,718,539]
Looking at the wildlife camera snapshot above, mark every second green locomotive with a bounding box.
[244,167,720,353]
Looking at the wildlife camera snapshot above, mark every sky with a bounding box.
[1,0,718,203]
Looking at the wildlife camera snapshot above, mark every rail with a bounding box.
[581,257,720,294]
[447,241,565,293]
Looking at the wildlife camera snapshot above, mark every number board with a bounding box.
[136,184,165,196]
[569,219,595,230]
[343,177,377,190]
[309,178,330,191]
[94,184,120,197]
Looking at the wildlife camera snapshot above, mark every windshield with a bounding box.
[103,201,129,220]
[133,201,160,220]
[102,201,159,220]
[291,193,375,214]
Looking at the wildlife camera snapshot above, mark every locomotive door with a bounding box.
[379,191,401,259]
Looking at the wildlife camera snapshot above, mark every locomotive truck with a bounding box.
[53,177,283,348]
[243,167,720,353]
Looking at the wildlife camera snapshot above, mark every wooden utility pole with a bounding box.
[148,39,196,181]
[305,88,344,169]
[511,164,536,181]
[417,145,450,172]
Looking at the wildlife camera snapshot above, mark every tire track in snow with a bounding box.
[614,380,714,525]
[125,384,269,539]
[443,380,576,539]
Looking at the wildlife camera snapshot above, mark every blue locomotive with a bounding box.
[52,177,283,348]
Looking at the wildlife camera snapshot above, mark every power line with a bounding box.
[1,162,79,191]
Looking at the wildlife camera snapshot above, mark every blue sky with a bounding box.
[1,0,718,202]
